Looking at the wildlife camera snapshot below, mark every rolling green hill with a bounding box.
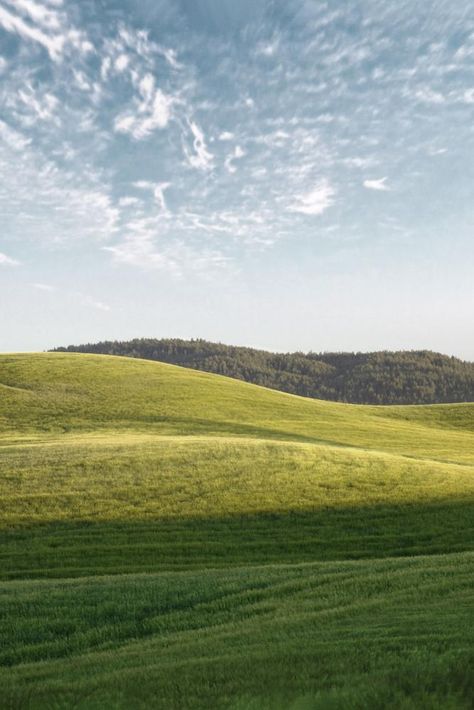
[1,353,473,708]
[53,338,474,404]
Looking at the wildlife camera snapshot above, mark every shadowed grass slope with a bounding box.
[0,553,473,709]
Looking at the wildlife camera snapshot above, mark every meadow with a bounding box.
[0,353,473,707]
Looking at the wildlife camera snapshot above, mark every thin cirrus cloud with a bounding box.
[0,119,31,150]
[0,251,20,266]
[0,0,473,283]
[31,281,111,312]
[184,120,214,171]
[225,145,245,173]
[32,283,55,291]
[0,0,92,60]
[133,180,171,211]
[363,177,391,192]
[4,0,61,31]
[289,182,336,216]
[114,76,174,139]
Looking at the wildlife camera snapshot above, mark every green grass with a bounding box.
[1,554,473,709]
[0,353,473,707]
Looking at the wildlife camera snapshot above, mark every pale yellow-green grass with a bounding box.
[0,352,473,529]
[1,434,474,527]
[0,352,473,451]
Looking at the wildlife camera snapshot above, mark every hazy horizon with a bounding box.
[1,1,473,359]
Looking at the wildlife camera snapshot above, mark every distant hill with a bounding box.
[52,339,474,404]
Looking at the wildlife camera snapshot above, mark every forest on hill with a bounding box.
[52,339,474,405]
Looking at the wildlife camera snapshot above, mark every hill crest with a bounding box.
[52,338,474,405]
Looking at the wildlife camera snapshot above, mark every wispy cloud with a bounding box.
[0,138,119,244]
[363,177,390,192]
[4,0,61,31]
[0,0,91,60]
[184,120,214,171]
[1,0,473,283]
[414,87,446,105]
[0,251,20,266]
[289,181,336,216]
[32,282,55,291]
[133,180,171,211]
[0,119,31,150]
[225,145,245,173]
[83,297,111,312]
[114,73,174,139]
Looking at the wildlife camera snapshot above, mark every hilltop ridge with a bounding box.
[52,338,474,405]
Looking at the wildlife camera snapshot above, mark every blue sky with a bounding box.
[0,0,473,357]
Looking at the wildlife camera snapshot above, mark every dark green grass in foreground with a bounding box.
[1,500,473,580]
[1,553,473,709]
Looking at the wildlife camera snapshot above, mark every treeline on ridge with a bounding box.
[52,339,474,405]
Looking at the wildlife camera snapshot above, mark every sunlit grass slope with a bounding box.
[0,352,473,578]
[1,353,473,457]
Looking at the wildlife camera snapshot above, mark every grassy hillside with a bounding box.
[1,554,473,709]
[1,353,473,707]
[53,337,474,404]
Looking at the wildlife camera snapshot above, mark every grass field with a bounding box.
[1,353,473,707]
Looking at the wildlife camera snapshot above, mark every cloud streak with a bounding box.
[0,251,20,266]
[289,182,336,216]
[363,177,390,192]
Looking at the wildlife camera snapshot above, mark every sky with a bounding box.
[0,0,473,358]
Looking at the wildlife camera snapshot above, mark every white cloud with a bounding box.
[75,292,111,312]
[0,1,91,60]
[0,4,64,60]
[343,157,379,169]
[256,35,280,58]
[463,88,474,104]
[185,120,214,171]
[0,139,119,244]
[363,177,390,191]
[114,53,130,72]
[105,236,229,276]
[16,86,59,124]
[414,87,445,105]
[219,131,235,141]
[117,26,181,70]
[119,196,141,208]
[0,251,20,266]
[0,120,31,150]
[90,299,111,312]
[32,282,55,291]
[72,70,91,91]
[133,180,171,211]
[289,181,336,216]
[225,145,245,173]
[114,73,174,139]
[4,0,61,31]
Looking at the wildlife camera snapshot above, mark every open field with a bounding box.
[1,554,473,709]
[1,353,473,707]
